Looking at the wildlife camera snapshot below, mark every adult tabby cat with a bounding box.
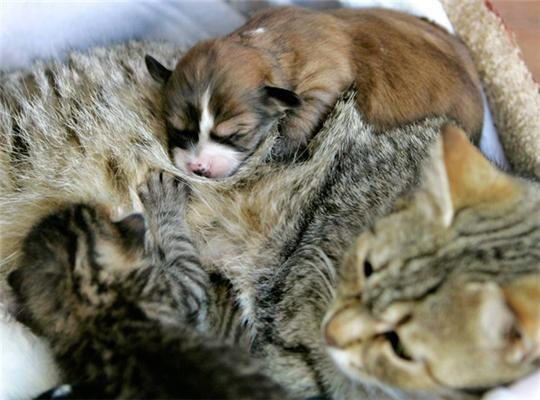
[9,123,539,400]
[324,126,540,397]
[8,172,286,399]
[2,42,538,400]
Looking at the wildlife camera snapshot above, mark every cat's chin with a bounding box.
[327,345,488,400]
[326,339,437,391]
[326,346,383,385]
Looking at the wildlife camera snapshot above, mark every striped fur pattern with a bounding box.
[8,171,286,399]
[181,93,449,399]
[0,41,181,277]
[324,127,540,398]
[0,41,443,399]
[2,42,538,400]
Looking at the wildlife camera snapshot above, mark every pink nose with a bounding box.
[187,162,211,178]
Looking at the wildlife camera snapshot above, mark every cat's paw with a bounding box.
[138,170,190,215]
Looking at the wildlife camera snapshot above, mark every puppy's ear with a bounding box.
[263,86,301,110]
[145,55,172,84]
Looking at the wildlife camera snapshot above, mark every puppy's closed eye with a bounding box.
[209,132,248,151]
[167,123,198,150]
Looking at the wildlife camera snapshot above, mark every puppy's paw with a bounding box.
[269,134,309,163]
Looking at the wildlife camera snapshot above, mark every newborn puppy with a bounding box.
[146,7,483,178]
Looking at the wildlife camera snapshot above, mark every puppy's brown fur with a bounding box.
[148,7,483,170]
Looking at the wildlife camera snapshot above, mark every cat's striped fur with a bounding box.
[8,171,286,399]
[324,126,540,397]
[2,41,539,400]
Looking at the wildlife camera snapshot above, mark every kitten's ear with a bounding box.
[7,268,23,296]
[263,86,302,110]
[145,55,172,84]
[114,213,146,249]
[441,125,519,210]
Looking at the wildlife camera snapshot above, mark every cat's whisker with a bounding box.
[300,245,337,303]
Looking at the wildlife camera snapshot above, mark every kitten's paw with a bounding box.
[138,171,190,214]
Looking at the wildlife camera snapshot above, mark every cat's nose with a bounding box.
[324,305,391,348]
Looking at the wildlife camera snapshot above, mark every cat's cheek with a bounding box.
[326,345,368,383]
[326,332,439,391]
[361,337,438,390]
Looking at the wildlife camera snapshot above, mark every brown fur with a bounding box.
[161,6,483,157]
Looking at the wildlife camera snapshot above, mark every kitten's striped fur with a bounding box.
[2,42,539,400]
[8,172,286,399]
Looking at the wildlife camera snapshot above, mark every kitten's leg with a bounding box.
[138,171,210,327]
[8,201,285,399]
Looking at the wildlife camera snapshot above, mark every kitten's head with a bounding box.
[8,204,148,339]
[145,40,301,179]
[324,126,540,396]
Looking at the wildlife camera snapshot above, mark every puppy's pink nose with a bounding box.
[187,162,211,178]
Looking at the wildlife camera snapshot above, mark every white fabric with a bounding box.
[484,370,540,400]
[0,301,60,399]
[342,0,454,32]
[480,89,510,170]
[0,0,244,71]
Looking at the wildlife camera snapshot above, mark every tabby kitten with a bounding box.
[8,172,287,399]
[323,126,540,398]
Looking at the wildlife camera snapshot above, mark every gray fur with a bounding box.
[8,172,287,399]
[2,42,447,399]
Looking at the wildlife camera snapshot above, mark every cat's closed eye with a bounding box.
[324,126,540,395]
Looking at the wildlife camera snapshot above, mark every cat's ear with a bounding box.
[263,86,302,111]
[415,132,455,227]
[145,55,172,84]
[441,125,520,210]
[418,125,519,227]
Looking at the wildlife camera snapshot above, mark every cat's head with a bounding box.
[8,204,148,339]
[324,126,540,397]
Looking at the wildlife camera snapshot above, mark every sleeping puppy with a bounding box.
[146,7,483,178]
